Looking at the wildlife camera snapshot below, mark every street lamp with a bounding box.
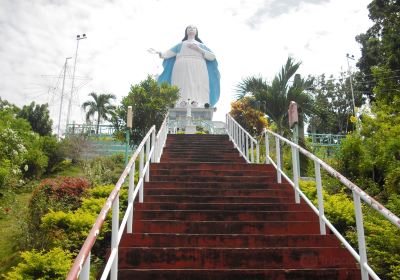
[66,33,87,131]
[57,57,72,140]
[346,53,356,116]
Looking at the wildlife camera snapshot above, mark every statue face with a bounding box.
[186,25,197,37]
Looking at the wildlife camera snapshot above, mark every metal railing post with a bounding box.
[251,140,254,163]
[145,137,150,182]
[276,137,282,183]
[139,149,144,203]
[111,194,119,280]
[80,252,90,280]
[291,145,300,203]
[353,191,369,280]
[151,129,156,162]
[314,161,326,235]
[127,162,135,233]
[246,135,249,160]
[265,132,270,164]
[256,141,260,164]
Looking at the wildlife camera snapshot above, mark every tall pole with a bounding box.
[66,34,87,131]
[58,57,72,140]
[346,53,356,116]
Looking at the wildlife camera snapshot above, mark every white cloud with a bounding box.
[0,0,372,132]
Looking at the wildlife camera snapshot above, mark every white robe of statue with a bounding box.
[162,39,216,107]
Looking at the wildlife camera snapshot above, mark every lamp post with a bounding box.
[125,106,133,166]
[66,33,87,131]
[346,53,356,116]
[57,57,72,140]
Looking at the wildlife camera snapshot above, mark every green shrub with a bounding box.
[82,154,125,186]
[27,177,90,248]
[23,147,48,178]
[300,180,355,232]
[4,247,73,280]
[40,185,127,253]
[41,209,100,253]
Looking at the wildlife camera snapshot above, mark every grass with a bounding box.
[0,162,85,277]
[0,188,32,277]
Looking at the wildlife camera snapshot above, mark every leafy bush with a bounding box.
[41,209,99,252]
[28,177,90,234]
[40,185,127,253]
[82,154,125,186]
[4,247,73,280]
[300,180,355,232]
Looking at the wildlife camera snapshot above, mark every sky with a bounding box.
[0,0,372,133]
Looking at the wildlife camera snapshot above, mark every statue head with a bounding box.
[182,25,203,43]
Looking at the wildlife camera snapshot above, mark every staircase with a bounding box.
[118,134,360,279]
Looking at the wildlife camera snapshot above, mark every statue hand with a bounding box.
[188,43,201,52]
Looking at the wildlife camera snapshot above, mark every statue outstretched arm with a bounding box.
[160,49,176,59]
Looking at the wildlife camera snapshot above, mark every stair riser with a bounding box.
[118,269,361,280]
[149,176,276,183]
[133,221,321,234]
[118,248,357,269]
[160,156,244,162]
[143,196,292,203]
[134,211,318,222]
[151,163,275,171]
[159,159,247,163]
[135,203,312,211]
[120,234,341,248]
[144,189,293,197]
[144,182,291,190]
[150,170,275,176]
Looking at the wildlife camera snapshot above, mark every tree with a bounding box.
[112,76,179,144]
[235,57,314,136]
[82,92,116,135]
[307,73,364,134]
[229,97,268,136]
[356,0,400,101]
[17,102,52,136]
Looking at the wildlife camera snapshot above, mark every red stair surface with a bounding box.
[118,134,360,280]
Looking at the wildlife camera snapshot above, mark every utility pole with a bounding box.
[57,57,72,140]
[346,53,356,116]
[66,33,87,131]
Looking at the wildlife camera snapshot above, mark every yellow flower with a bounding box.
[350,115,357,123]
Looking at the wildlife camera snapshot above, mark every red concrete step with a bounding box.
[135,202,312,212]
[149,175,275,183]
[160,155,244,161]
[117,247,357,269]
[161,152,242,158]
[118,268,361,280]
[160,158,247,163]
[144,181,289,190]
[144,188,293,197]
[133,220,321,234]
[150,169,274,177]
[120,233,341,248]
[165,140,233,144]
[164,147,238,152]
[134,210,318,222]
[143,195,291,203]
[150,163,275,171]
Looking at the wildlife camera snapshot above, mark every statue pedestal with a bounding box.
[169,107,215,121]
[185,125,197,134]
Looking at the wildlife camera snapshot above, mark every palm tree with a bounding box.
[235,57,315,135]
[82,92,116,135]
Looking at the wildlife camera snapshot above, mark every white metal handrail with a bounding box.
[226,114,259,163]
[66,114,170,280]
[264,128,400,280]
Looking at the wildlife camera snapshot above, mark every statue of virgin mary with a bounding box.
[157,25,220,108]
